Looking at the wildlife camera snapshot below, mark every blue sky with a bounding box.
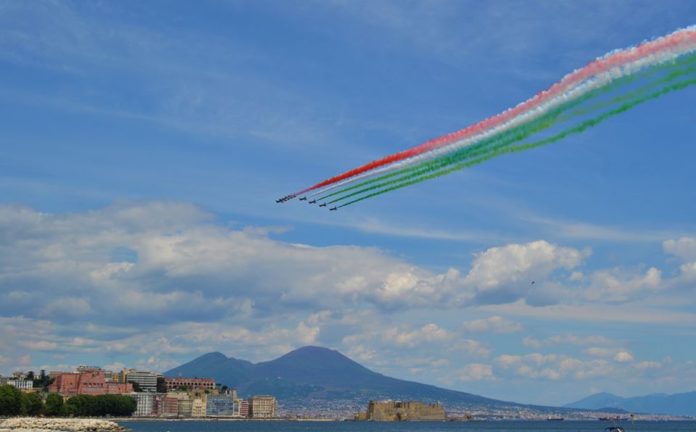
[1,0,696,406]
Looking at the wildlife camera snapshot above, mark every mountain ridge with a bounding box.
[565,390,696,416]
[165,345,557,414]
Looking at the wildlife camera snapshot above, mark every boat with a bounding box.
[604,427,625,432]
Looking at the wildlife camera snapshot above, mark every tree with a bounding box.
[61,395,137,417]
[44,393,64,417]
[33,370,51,391]
[0,385,22,416]
[65,395,97,417]
[21,392,44,416]
[96,395,136,417]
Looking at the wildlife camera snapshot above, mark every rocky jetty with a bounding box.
[0,418,124,432]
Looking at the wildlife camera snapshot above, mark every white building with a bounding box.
[7,379,33,391]
[125,370,161,393]
[130,392,156,417]
[249,395,276,418]
[191,398,207,418]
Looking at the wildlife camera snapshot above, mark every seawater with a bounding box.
[119,420,696,432]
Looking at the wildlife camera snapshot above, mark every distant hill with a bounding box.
[165,346,534,413]
[565,391,696,416]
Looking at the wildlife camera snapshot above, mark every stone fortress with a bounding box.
[355,400,446,421]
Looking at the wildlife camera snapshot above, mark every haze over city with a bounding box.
[1,0,695,408]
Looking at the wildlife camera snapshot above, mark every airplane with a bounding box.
[309,200,317,204]
[319,203,327,207]
[299,196,307,201]
[275,198,283,203]
[329,207,337,211]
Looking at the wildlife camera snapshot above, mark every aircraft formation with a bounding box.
[277,26,696,211]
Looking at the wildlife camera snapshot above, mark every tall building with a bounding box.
[131,393,156,417]
[191,398,207,418]
[248,395,276,418]
[125,370,161,392]
[164,377,215,392]
[238,399,249,418]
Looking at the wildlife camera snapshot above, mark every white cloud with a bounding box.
[584,347,614,358]
[461,316,522,333]
[663,237,696,261]
[585,267,662,302]
[449,339,491,358]
[463,240,588,304]
[495,353,614,381]
[613,351,634,363]
[524,334,614,348]
[457,363,495,382]
[386,323,453,347]
[484,300,696,324]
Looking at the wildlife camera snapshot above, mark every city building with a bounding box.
[124,370,161,392]
[131,393,156,417]
[248,395,276,418]
[164,377,215,392]
[48,369,132,396]
[7,379,33,391]
[155,396,179,417]
[238,399,249,418]
[191,398,207,417]
[207,394,236,416]
[178,399,193,417]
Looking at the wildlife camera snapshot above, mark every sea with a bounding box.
[119,420,696,432]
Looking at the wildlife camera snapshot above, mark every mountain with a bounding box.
[166,351,253,386]
[165,346,531,413]
[565,391,696,416]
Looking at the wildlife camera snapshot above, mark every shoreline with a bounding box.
[0,418,124,432]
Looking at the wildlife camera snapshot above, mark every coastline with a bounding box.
[0,418,124,432]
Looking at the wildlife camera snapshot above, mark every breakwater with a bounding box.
[0,418,124,432]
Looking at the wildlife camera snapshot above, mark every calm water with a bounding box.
[119,420,696,432]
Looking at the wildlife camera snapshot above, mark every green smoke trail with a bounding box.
[317,53,696,204]
[328,66,696,205]
[337,76,696,208]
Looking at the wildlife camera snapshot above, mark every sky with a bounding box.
[1,0,696,406]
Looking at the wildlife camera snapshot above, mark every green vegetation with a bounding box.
[64,394,136,417]
[44,393,64,416]
[0,386,136,417]
[0,385,43,416]
[22,392,44,416]
[0,385,23,416]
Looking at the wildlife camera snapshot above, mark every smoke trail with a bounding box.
[323,59,696,204]
[279,27,696,202]
[337,77,696,208]
[313,54,696,200]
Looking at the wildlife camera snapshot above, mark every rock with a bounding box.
[0,418,124,432]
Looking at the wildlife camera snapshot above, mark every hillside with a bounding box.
[565,391,696,416]
[166,346,556,414]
